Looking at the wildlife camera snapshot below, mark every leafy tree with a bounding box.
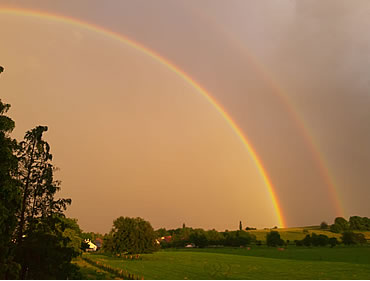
[330,223,341,233]
[205,229,224,245]
[349,216,370,231]
[0,66,4,74]
[311,233,329,246]
[302,234,312,247]
[0,98,21,279]
[340,231,366,245]
[334,217,350,231]
[16,126,71,243]
[58,217,83,253]
[15,126,74,278]
[155,228,169,238]
[223,230,254,247]
[266,231,284,247]
[354,233,367,245]
[320,221,328,229]
[103,217,159,254]
[329,237,338,247]
[189,229,208,248]
[17,214,81,279]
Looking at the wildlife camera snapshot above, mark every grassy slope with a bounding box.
[86,248,370,280]
[246,226,370,241]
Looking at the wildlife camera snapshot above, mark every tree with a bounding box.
[302,234,311,247]
[341,231,357,245]
[266,231,284,247]
[205,229,224,245]
[0,66,4,74]
[334,217,350,231]
[15,126,73,279]
[320,221,328,229]
[329,237,338,247]
[239,221,242,231]
[311,233,329,246]
[16,126,71,243]
[18,214,81,279]
[0,98,21,279]
[155,228,169,238]
[103,217,159,254]
[330,223,341,233]
[189,229,208,248]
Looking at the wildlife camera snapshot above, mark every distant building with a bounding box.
[84,239,97,252]
[94,238,103,250]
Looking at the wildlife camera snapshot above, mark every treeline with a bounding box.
[156,227,257,248]
[328,216,370,233]
[0,89,83,279]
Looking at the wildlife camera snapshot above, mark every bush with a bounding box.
[311,233,329,247]
[266,231,284,247]
[329,237,338,247]
[330,223,341,233]
[302,234,311,247]
[320,222,328,229]
[341,231,357,245]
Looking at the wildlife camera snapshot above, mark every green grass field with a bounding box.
[81,246,370,279]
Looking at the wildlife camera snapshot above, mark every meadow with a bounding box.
[80,246,370,279]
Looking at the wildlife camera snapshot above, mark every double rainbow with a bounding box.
[3,6,345,228]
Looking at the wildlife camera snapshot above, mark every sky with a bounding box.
[0,0,369,233]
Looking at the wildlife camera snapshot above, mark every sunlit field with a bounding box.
[80,246,370,280]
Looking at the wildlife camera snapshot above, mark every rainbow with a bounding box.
[0,7,286,227]
[184,6,345,218]
[218,28,346,218]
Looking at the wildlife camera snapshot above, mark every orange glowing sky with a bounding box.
[1,0,369,233]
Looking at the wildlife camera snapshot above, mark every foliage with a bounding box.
[103,216,159,254]
[320,221,328,229]
[12,124,77,278]
[155,228,169,238]
[189,229,208,248]
[328,237,338,247]
[341,231,367,245]
[330,216,370,233]
[349,216,370,231]
[223,230,255,247]
[296,233,332,247]
[16,215,82,279]
[329,223,342,233]
[0,98,21,279]
[16,126,71,244]
[266,231,284,247]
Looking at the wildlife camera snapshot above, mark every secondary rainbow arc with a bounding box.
[0,7,286,227]
[184,5,346,218]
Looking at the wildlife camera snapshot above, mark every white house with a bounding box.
[84,239,98,252]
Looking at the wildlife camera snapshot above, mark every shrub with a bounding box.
[320,222,328,229]
[329,237,338,247]
[266,231,284,247]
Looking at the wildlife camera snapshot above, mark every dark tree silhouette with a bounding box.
[0,99,20,279]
